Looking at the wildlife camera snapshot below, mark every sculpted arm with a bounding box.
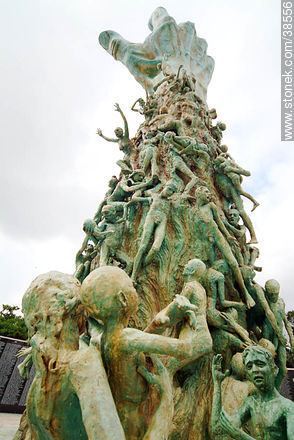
[212,355,251,437]
[122,324,196,360]
[286,405,294,439]
[97,129,119,143]
[69,347,125,440]
[131,98,141,112]
[253,283,287,346]
[282,300,294,347]
[115,103,129,138]
[211,203,235,242]
[76,236,90,261]
[140,357,173,440]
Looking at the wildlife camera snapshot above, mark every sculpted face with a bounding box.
[115,127,124,138]
[244,351,276,391]
[183,259,206,279]
[102,206,116,223]
[228,209,240,226]
[197,187,211,203]
[83,219,96,234]
[161,184,176,198]
[265,279,280,303]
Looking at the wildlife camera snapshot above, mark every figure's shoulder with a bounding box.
[242,394,257,409]
[277,394,294,413]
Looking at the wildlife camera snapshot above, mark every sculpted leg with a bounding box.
[131,221,154,280]
[144,220,167,265]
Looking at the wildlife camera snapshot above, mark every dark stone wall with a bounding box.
[0,335,34,414]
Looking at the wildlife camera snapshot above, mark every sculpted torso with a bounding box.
[246,394,293,440]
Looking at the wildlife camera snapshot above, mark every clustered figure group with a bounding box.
[15,45,294,440]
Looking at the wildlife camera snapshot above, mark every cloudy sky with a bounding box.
[1,0,294,311]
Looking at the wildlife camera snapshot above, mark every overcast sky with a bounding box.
[1,0,294,312]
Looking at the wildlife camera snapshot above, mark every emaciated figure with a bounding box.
[214,154,259,212]
[262,279,294,388]
[194,186,255,309]
[18,271,125,440]
[131,181,177,281]
[81,266,206,440]
[98,204,132,273]
[212,347,294,439]
[97,103,133,171]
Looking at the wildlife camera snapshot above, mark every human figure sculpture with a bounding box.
[224,208,261,270]
[261,279,294,388]
[75,219,112,269]
[164,131,207,197]
[80,266,205,440]
[212,347,294,439]
[221,352,256,416]
[214,154,259,212]
[241,268,289,375]
[131,98,146,115]
[139,131,163,180]
[93,175,119,223]
[18,271,125,440]
[210,121,226,142]
[153,60,181,92]
[97,103,133,171]
[98,204,132,273]
[200,263,252,346]
[214,157,258,244]
[74,243,97,283]
[194,186,255,309]
[131,181,177,281]
[105,171,154,213]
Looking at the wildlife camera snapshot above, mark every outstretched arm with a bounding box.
[114,103,129,138]
[97,128,119,143]
[131,98,141,112]
[119,178,153,194]
[224,162,251,177]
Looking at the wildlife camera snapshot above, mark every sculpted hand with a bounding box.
[219,408,247,438]
[227,235,238,247]
[279,334,288,347]
[114,103,121,112]
[137,355,171,397]
[96,128,102,136]
[212,354,229,384]
[151,295,198,330]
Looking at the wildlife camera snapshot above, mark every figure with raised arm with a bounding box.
[212,347,294,440]
[97,103,134,171]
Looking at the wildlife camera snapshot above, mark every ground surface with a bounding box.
[0,413,21,440]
